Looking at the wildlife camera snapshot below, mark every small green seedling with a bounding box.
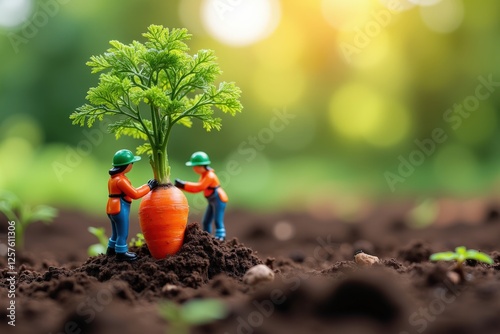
[129,232,145,248]
[159,299,227,334]
[0,192,57,250]
[430,246,494,267]
[87,227,108,256]
[430,246,493,280]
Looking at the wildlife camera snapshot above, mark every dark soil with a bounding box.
[1,204,500,334]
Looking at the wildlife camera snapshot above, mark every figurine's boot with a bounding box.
[116,251,138,262]
[215,228,225,242]
[106,247,116,256]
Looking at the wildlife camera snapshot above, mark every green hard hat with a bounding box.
[112,149,141,166]
[186,151,211,166]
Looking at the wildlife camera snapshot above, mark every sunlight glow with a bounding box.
[0,137,33,182]
[409,0,442,6]
[0,0,32,28]
[321,0,373,31]
[419,0,464,33]
[252,67,307,106]
[178,0,205,36]
[253,19,305,71]
[328,83,410,147]
[338,30,392,68]
[380,0,415,12]
[201,0,281,46]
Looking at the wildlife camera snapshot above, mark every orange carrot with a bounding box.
[139,185,189,258]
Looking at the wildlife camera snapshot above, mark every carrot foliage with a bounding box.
[71,25,242,184]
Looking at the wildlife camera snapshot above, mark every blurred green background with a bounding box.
[0,0,499,219]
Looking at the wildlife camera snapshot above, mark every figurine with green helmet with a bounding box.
[175,151,229,241]
[106,149,158,261]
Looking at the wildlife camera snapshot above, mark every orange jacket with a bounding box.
[184,170,228,202]
[107,173,150,214]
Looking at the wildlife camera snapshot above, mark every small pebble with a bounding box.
[446,271,461,285]
[161,284,179,293]
[243,264,275,285]
[354,250,380,266]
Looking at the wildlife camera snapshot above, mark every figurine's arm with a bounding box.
[182,174,214,193]
[117,178,150,199]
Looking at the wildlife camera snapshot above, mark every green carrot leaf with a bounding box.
[466,250,493,264]
[136,143,153,156]
[430,252,457,262]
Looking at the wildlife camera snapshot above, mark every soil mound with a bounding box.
[78,223,261,293]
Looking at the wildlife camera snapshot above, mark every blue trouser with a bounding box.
[107,198,131,254]
[202,191,226,239]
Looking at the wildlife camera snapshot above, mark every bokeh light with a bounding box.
[328,83,411,147]
[407,198,439,228]
[252,67,308,106]
[0,0,32,28]
[0,114,43,146]
[178,0,205,36]
[201,0,281,46]
[0,137,33,185]
[321,0,373,31]
[380,0,415,12]
[252,19,305,71]
[338,29,392,68]
[409,0,442,6]
[273,221,295,241]
[419,0,464,33]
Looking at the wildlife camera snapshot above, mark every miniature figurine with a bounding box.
[106,149,158,261]
[175,151,228,241]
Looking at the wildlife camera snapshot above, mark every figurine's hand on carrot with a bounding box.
[148,179,159,190]
[174,179,185,189]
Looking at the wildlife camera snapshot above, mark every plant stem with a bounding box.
[152,140,170,185]
[149,99,171,184]
[155,149,170,184]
